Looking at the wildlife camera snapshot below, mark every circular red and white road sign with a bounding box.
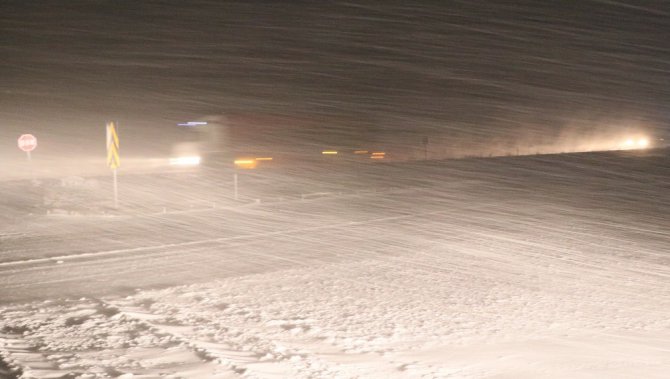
[18,134,37,152]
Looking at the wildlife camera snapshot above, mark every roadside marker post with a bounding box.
[234,171,238,200]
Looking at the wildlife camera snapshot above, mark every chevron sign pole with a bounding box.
[106,122,120,209]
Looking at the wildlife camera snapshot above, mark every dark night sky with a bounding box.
[2,1,670,163]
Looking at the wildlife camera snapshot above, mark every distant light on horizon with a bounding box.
[371,152,385,159]
[621,136,650,150]
[322,151,338,155]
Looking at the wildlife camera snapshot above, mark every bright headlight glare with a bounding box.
[169,156,201,166]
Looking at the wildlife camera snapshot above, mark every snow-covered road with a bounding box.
[1,150,669,378]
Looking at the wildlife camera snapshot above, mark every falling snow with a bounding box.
[1,1,670,378]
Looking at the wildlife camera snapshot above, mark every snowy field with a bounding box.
[1,149,669,378]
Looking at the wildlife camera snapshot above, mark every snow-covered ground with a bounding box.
[1,150,669,378]
[2,1,670,377]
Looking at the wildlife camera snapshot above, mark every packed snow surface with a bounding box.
[1,150,669,378]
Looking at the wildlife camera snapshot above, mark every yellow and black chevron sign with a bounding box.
[106,121,120,169]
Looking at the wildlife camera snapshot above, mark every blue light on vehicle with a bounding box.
[177,121,208,127]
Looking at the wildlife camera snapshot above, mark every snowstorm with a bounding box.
[1,1,669,378]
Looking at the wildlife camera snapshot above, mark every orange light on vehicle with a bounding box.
[354,150,369,154]
[255,157,273,161]
[234,159,257,169]
[322,151,338,155]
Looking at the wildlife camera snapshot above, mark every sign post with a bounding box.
[18,134,37,179]
[18,134,37,160]
[106,122,120,209]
